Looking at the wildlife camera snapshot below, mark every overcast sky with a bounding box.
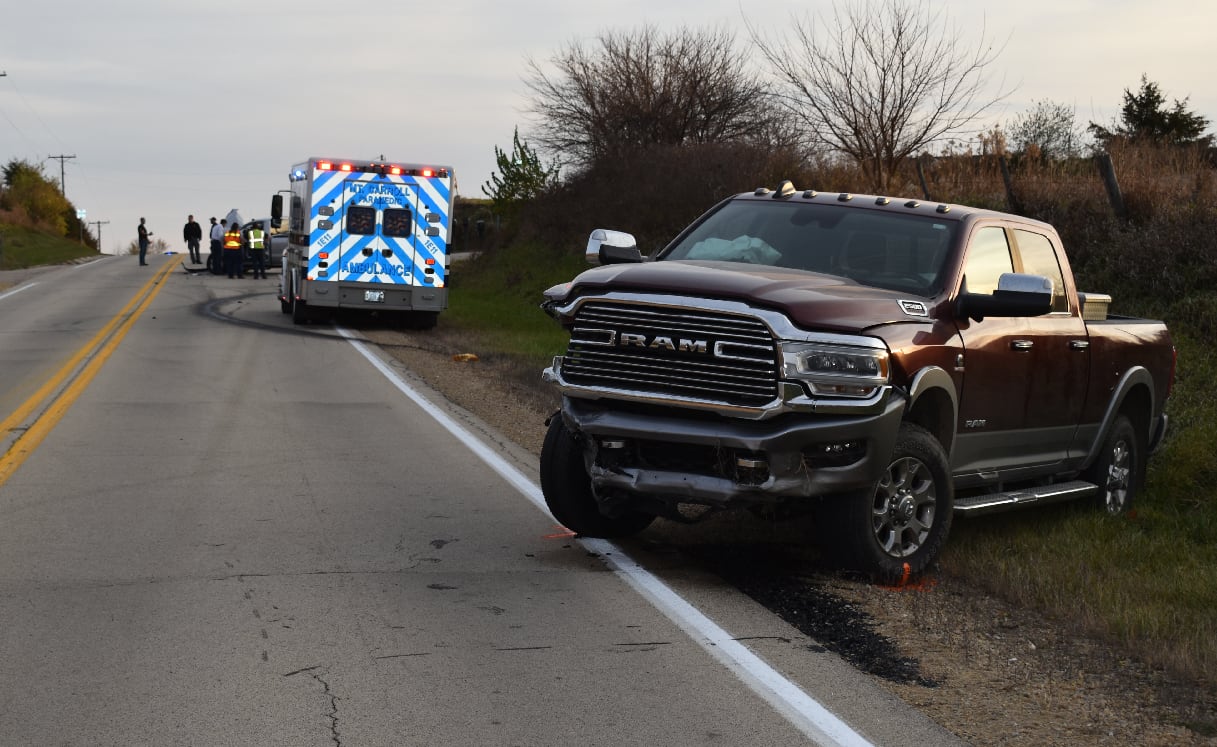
[2,0,1213,254]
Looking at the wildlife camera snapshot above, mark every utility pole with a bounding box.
[90,220,109,253]
[47,154,76,196]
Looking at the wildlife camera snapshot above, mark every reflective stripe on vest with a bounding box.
[223,230,242,250]
[248,229,265,249]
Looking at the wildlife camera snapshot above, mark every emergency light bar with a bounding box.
[312,161,448,178]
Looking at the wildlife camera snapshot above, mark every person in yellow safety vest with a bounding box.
[246,223,268,279]
[223,223,244,279]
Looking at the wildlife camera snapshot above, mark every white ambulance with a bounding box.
[273,157,454,328]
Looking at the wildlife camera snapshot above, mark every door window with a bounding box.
[961,226,1013,294]
[383,209,413,238]
[347,206,376,236]
[1014,229,1069,313]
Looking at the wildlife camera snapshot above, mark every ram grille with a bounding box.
[561,302,779,407]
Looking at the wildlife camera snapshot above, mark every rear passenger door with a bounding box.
[1010,228,1089,463]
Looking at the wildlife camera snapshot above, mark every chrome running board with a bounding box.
[954,480,1099,517]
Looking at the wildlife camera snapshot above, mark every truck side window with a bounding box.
[1013,229,1069,313]
[962,226,1013,295]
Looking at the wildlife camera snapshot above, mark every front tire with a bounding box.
[817,423,953,579]
[1085,414,1141,514]
[540,415,654,538]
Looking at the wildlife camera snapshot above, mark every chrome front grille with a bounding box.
[561,301,779,407]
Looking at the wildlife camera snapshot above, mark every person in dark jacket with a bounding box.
[137,218,152,266]
[208,217,224,274]
[183,215,203,264]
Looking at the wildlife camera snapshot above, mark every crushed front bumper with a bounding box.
[557,393,906,509]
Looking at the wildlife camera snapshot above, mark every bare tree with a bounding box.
[1008,100,1085,159]
[524,26,787,171]
[749,0,1010,192]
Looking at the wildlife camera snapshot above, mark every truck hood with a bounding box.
[565,260,934,333]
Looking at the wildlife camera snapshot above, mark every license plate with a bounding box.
[364,290,385,302]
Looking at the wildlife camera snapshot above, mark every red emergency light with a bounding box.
[340,163,353,172]
[421,168,434,177]
[317,161,333,171]
[389,166,403,176]
[425,258,435,265]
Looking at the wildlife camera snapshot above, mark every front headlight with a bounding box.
[781,342,890,398]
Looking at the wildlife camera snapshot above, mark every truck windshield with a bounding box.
[660,201,957,296]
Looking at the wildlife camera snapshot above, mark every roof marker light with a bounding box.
[421,168,434,177]
[318,161,333,171]
[340,163,353,172]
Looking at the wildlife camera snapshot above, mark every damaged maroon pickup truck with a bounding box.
[539,181,1175,577]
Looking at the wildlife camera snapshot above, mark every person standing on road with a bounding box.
[137,218,153,266]
[183,215,203,265]
[209,218,225,275]
[246,222,268,279]
[223,221,244,279]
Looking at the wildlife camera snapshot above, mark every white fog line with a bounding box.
[339,327,874,747]
[0,282,38,302]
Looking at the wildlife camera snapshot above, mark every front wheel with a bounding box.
[1084,414,1141,514]
[816,422,953,579]
[539,416,654,538]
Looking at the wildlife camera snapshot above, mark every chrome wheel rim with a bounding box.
[871,456,937,558]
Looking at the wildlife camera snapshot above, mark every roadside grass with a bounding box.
[0,223,97,273]
[445,242,585,364]
[449,240,1217,688]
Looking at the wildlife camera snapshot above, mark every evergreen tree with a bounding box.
[1089,74,1212,148]
[481,128,558,213]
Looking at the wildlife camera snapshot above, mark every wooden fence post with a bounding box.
[999,156,1022,214]
[1095,153,1128,220]
[915,159,932,201]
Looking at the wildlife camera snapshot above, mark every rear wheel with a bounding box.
[540,416,654,538]
[1085,414,1140,514]
[290,291,310,325]
[816,423,953,579]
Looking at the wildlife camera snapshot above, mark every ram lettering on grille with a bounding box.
[564,302,780,407]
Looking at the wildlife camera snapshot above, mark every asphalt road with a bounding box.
[0,255,965,746]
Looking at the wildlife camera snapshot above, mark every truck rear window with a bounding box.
[660,201,957,296]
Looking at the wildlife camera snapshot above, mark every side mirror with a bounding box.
[271,194,283,222]
[586,229,643,266]
[956,272,1053,322]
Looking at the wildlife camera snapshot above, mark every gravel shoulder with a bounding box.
[363,323,1217,747]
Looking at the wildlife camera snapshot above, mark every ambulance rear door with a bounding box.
[336,175,419,286]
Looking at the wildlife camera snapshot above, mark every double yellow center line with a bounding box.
[0,257,181,488]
